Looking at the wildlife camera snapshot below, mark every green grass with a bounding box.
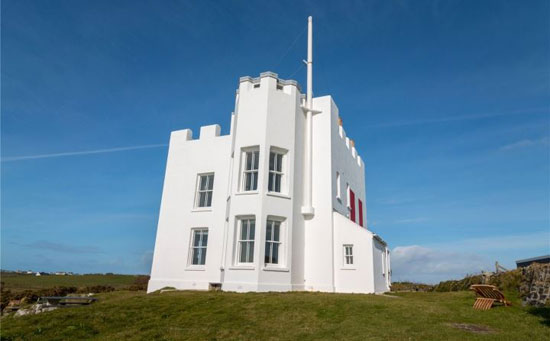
[1,290,548,340]
[1,273,138,292]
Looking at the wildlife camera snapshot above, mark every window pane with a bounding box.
[273,222,280,241]
[268,173,273,191]
[276,154,283,172]
[253,151,259,170]
[194,232,201,247]
[249,220,255,239]
[275,174,281,193]
[246,152,252,171]
[269,152,275,171]
[192,248,200,264]
[252,172,258,190]
[266,222,272,241]
[272,243,279,264]
[207,175,214,190]
[200,248,207,265]
[206,191,212,207]
[201,231,208,247]
[240,242,247,262]
[265,242,272,263]
[200,176,208,190]
[241,221,248,240]
[247,242,254,262]
[199,192,206,207]
[245,173,252,191]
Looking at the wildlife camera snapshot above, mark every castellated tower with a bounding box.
[148,18,390,294]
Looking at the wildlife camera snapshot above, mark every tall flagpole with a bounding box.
[302,16,315,218]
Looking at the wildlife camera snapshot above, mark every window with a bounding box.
[265,219,281,265]
[196,174,214,207]
[346,183,350,207]
[344,245,353,265]
[190,229,208,265]
[358,199,364,227]
[268,151,284,193]
[238,218,255,263]
[336,172,341,199]
[349,189,356,222]
[243,150,259,191]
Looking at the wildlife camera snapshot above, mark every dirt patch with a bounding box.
[448,323,495,334]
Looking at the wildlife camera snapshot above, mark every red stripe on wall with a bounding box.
[358,199,364,227]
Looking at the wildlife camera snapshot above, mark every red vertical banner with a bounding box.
[349,189,356,222]
[358,199,364,227]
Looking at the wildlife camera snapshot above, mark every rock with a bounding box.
[521,263,550,307]
[14,309,31,317]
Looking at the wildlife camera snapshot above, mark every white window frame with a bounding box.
[343,244,354,266]
[268,148,287,194]
[189,228,208,266]
[264,218,284,266]
[241,148,260,192]
[195,173,214,208]
[237,217,256,264]
[336,172,341,200]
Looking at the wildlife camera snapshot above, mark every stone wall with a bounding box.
[520,263,550,307]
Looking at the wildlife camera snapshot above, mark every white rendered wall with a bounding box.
[372,239,391,293]
[148,127,231,293]
[333,211,375,293]
[221,72,303,292]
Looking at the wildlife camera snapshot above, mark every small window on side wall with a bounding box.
[196,174,214,208]
[344,245,354,266]
[190,229,208,265]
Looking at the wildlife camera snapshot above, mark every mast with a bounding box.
[302,16,315,218]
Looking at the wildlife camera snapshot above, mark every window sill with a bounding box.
[341,267,356,271]
[185,267,206,271]
[235,191,259,196]
[228,266,255,271]
[266,192,291,200]
[262,267,289,272]
[191,207,212,213]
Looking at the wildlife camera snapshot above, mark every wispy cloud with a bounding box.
[499,137,549,151]
[391,245,489,284]
[1,144,167,162]
[366,107,549,128]
[394,217,429,224]
[21,240,102,254]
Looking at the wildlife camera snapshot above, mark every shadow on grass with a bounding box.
[528,307,550,327]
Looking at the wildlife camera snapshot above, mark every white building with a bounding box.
[148,17,391,294]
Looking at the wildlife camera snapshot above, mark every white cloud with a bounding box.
[1,143,167,162]
[391,245,489,284]
[500,136,549,151]
[391,231,550,284]
[394,217,429,224]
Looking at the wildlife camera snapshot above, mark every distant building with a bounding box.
[516,255,550,268]
[148,17,391,294]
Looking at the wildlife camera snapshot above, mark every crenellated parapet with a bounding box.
[337,117,363,167]
[169,124,229,146]
[237,71,302,95]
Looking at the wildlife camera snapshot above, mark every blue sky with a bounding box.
[2,0,549,283]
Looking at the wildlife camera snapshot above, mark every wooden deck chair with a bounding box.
[470,284,511,310]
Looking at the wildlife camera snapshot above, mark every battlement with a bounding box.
[337,117,363,167]
[237,71,302,94]
[170,124,229,145]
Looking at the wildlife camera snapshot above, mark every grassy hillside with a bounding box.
[1,290,548,340]
[1,273,138,292]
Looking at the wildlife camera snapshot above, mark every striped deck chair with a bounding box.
[470,284,511,310]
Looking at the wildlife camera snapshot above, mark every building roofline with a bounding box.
[515,255,550,264]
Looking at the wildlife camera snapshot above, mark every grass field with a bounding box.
[1,289,549,340]
[1,273,139,292]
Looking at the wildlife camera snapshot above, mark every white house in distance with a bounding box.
[148,17,391,294]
